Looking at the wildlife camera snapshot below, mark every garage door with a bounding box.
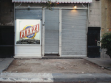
[45,9,59,54]
[62,10,87,56]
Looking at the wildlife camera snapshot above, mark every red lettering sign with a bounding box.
[20,24,39,39]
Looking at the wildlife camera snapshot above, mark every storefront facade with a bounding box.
[12,0,101,58]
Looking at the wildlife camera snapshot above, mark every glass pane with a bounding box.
[16,19,41,44]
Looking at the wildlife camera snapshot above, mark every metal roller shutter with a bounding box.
[15,9,42,19]
[45,9,59,54]
[62,10,87,56]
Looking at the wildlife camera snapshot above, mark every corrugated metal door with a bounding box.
[45,9,59,54]
[62,10,87,56]
[15,9,42,19]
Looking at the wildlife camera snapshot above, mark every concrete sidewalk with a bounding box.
[84,58,111,70]
[0,58,13,73]
[0,58,111,82]
[3,59,111,73]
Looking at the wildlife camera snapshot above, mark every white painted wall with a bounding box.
[14,45,41,58]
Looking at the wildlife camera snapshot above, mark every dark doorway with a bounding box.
[0,26,14,58]
[87,27,100,58]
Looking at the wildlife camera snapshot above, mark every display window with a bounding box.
[16,19,41,44]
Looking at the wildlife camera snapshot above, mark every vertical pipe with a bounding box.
[87,3,89,57]
[59,8,62,57]
[59,8,61,56]
[42,8,45,57]
[14,3,15,58]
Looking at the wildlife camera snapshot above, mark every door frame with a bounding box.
[43,8,88,57]
[14,5,42,58]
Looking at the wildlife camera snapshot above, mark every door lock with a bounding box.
[97,41,100,46]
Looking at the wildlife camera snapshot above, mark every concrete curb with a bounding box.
[0,58,14,73]
[0,73,111,82]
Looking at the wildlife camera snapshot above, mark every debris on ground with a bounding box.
[3,59,111,73]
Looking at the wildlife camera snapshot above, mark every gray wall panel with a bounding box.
[62,10,87,55]
[15,9,42,19]
[45,10,59,54]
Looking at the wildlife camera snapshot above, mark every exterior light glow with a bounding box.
[74,5,77,9]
